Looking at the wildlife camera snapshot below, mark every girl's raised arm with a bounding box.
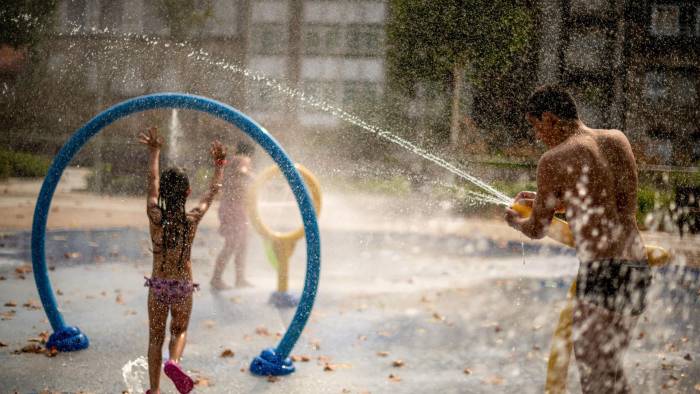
[189,140,227,221]
[138,127,163,208]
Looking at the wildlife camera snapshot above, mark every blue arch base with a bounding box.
[46,326,89,352]
[32,93,321,375]
[269,291,299,309]
[250,348,295,376]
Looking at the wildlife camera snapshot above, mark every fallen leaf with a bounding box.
[1,310,16,320]
[19,343,44,354]
[202,320,216,329]
[662,375,679,389]
[45,346,58,357]
[28,331,49,344]
[483,375,505,385]
[255,326,270,336]
[388,374,401,382]
[377,351,389,357]
[194,376,211,387]
[4,301,17,307]
[392,360,405,368]
[684,353,693,361]
[267,376,279,383]
[220,349,235,358]
[323,363,335,372]
[23,300,41,310]
[15,264,31,274]
[64,252,80,259]
[0,341,7,347]
[115,294,124,304]
[56,289,63,296]
[464,368,472,375]
[432,312,445,321]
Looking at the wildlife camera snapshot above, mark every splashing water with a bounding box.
[122,356,148,393]
[56,25,514,206]
[168,109,182,166]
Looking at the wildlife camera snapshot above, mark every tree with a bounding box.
[0,0,57,48]
[156,0,213,41]
[387,0,535,149]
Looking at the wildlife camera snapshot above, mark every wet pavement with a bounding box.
[0,225,699,393]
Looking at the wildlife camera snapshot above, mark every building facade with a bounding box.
[537,0,699,165]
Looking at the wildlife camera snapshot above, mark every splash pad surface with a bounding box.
[29,93,320,375]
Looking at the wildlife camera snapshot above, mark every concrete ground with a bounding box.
[0,173,698,393]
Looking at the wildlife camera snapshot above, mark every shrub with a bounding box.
[0,148,50,179]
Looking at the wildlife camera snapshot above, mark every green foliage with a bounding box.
[156,0,213,40]
[0,147,50,178]
[387,0,535,92]
[0,0,57,48]
[86,163,146,196]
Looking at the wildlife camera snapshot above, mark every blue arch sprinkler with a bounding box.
[31,93,321,376]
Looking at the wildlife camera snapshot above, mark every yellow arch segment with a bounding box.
[246,163,322,243]
[510,203,670,393]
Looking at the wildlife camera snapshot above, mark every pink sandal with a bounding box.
[164,360,194,394]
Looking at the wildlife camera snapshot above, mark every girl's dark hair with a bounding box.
[158,167,190,271]
[526,85,579,121]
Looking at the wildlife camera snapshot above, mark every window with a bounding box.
[645,71,666,100]
[651,5,680,36]
[645,69,698,106]
[346,27,382,56]
[65,0,87,29]
[100,1,123,32]
[343,81,379,107]
[304,30,322,53]
[251,24,288,54]
[324,28,341,52]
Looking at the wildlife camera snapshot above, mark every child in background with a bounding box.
[210,141,255,289]
[139,127,226,394]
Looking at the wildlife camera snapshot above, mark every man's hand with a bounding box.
[138,127,163,150]
[504,207,525,231]
[514,191,536,208]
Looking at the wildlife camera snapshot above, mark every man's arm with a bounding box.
[506,153,561,239]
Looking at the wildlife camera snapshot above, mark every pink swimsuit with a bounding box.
[144,276,199,305]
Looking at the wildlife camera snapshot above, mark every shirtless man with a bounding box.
[505,85,651,393]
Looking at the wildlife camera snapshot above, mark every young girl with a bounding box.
[139,127,226,394]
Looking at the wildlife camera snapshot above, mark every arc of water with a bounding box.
[54,26,513,207]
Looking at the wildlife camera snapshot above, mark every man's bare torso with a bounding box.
[540,127,646,262]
